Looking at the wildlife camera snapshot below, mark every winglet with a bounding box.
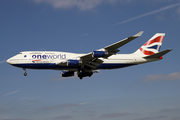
[133,31,144,37]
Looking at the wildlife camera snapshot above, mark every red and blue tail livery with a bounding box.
[7,31,172,79]
[139,33,165,55]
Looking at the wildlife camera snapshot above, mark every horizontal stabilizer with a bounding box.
[144,49,172,58]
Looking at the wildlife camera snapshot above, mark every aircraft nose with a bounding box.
[7,58,12,64]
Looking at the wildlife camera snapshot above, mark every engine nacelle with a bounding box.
[92,51,106,58]
[67,60,80,66]
[61,71,74,77]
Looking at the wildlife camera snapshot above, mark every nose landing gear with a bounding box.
[23,68,27,76]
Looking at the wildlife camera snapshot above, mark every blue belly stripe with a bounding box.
[97,63,135,69]
[12,63,136,70]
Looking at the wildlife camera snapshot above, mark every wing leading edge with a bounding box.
[104,31,144,51]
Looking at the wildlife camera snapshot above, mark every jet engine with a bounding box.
[92,51,107,58]
[61,71,74,77]
[67,60,80,66]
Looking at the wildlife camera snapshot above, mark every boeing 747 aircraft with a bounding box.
[7,31,172,79]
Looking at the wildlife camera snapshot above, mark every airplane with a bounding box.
[7,31,172,79]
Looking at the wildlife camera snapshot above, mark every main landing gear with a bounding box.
[77,70,93,79]
[23,68,27,76]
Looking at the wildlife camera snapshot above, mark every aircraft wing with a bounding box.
[104,31,144,52]
[80,31,144,69]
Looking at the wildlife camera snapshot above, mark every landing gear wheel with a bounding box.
[23,68,27,76]
[88,72,93,77]
[24,72,27,76]
[77,72,83,80]
[78,74,83,80]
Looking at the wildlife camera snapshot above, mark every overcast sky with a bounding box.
[1,0,180,120]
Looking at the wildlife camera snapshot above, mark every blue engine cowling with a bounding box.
[92,51,106,58]
[61,71,74,77]
[67,60,80,66]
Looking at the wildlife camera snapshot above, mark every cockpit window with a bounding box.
[19,53,22,54]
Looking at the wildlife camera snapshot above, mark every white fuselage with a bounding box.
[7,51,159,70]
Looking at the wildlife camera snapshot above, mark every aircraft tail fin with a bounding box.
[134,33,165,57]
